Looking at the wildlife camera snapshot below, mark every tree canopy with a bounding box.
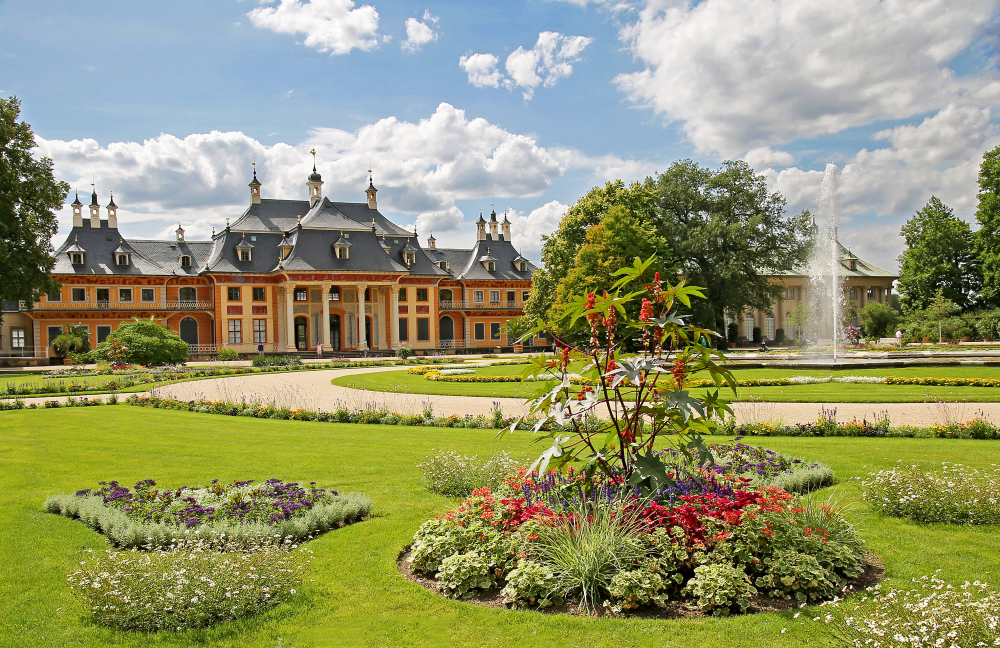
[0,97,68,318]
[897,196,981,313]
[96,318,189,366]
[526,161,811,340]
[976,144,1000,306]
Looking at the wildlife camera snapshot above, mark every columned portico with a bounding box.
[377,286,388,350]
[357,283,368,350]
[283,287,296,352]
[390,283,400,348]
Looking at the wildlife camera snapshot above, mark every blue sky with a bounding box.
[2,0,999,270]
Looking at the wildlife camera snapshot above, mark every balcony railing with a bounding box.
[438,301,522,310]
[31,300,215,311]
[0,345,46,358]
[1,301,25,313]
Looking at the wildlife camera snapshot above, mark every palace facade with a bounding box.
[0,164,536,361]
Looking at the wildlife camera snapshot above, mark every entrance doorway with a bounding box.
[179,317,199,345]
[439,316,454,341]
[294,317,308,350]
[364,316,372,349]
[330,314,341,350]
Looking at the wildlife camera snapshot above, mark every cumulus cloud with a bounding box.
[615,0,997,156]
[37,104,629,243]
[744,146,795,169]
[459,53,503,88]
[401,10,438,52]
[461,31,594,99]
[248,0,381,56]
[503,201,570,257]
[761,104,1000,270]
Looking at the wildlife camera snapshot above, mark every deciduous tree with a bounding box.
[0,97,68,320]
[977,145,1000,306]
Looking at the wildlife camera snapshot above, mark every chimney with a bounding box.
[89,189,100,228]
[71,193,83,228]
[107,192,118,229]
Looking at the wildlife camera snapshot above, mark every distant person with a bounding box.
[895,329,903,346]
[316,342,324,359]
[758,339,769,352]
[257,342,264,355]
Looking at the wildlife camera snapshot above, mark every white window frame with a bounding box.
[253,319,267,344]
[228,319,242,344]
[238,248,251,262]
[116,253,129,266]
[766,315,775,340]
[11,328,25,349]
[70,252,84,265]
[71,287,87,302]
[745,314,754,339]
[489,290,500,304]
[473,290,484,304]
[180,255,191,268]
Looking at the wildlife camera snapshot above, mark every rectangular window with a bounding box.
[474,322,486,340]
[97,325,111,343]
[417,317,430,341]
[47,326,62,345]
[490,290,500,304]
[416,288,428,302]
[71,288,86,302]
[253,287,266,301]
[397,287,407,302]
[522,291,530,302]
[119,288,132,302]
[141,288,155,302]
[295,288,307,301]
[473,290,484,303]
[96,288,109,304]
[766,316,775,340]
[849,289,857,299]
[46,288,61,302]
[228,319,242,344]
[490,322,501,340]
[867,288,875,299]
[784,288,795,300]
[329,286,340,301]
[11,328,25,348]
[398,318,409,341]
[507,291,516,304]
[745,315,754,339]
[253,319,267,343]
[228,287,241,301]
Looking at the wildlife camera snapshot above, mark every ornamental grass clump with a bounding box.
[819,574,1000,647]
[862,462,1000,525]
[67,538,309,631]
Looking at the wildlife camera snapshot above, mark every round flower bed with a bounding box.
[402,469,876,616]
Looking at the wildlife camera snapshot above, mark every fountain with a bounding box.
[807,164,843,363]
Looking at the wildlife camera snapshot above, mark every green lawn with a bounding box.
[2,406,999,646]
[333,364,1000,402]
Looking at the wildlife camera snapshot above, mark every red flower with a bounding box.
[639,298,654,322]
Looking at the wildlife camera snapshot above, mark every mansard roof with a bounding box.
[776,242,897,279]
[52,220,202,276]
[230,197,411,236]
[425,238,536,282]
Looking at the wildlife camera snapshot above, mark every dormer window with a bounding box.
[235,236,254,262]
[180,255,191,268]
[439,261,448,271]
[487,261,496,272]
[849,259,857,271]
[70,252,84,265]
[405,251,416,265]
[519,262,527,272]
[116,253,130,266]
[333,236,351,260]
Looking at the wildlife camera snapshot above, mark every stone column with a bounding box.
[357,283,368,350]
[377,286,387,350]
[391,284,400,348]
[321,282,332,348]
[284,287,296,351]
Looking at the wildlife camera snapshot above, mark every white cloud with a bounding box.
[38,104,626,243]
[461,31,594,100]
[744,146,794,169]
[761,104,1000,270]
[401,10,438,53]
[504,201,570,256]
[248,0,381,56]
[459,53,503,88]
[615,0,998,156]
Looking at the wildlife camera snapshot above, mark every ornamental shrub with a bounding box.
[436,551,496,598]
[863,462,1000,525]
[395,346,413,360]
[417,450,521,498]
[500,561,561,609]
[606,562,670,612]
[755,550,836,603]
[682,563,756,616]
[774,328,785,344]
[96,317,188,366]
[216,348,239,361]
[67,539,308,631]
[752,326,762,344]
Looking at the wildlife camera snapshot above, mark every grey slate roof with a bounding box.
[424,238,536,281]
[777,242,897,279]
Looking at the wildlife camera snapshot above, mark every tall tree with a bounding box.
[898,196,980,312]
[977,145,1000,305]
[553,205,669,315]
[653,159,812,336]
[524,179,658,323]
[0,97,67,319]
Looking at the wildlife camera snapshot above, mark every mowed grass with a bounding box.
[2,407,1000,647]
[332,364,1000,402]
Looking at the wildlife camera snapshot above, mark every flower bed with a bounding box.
[403,466,872,616]
[45,478,373,548]
[862,462,1000,524]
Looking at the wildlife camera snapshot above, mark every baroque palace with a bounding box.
[0,162,537,361]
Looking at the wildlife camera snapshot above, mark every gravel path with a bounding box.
[12,365,1000,426]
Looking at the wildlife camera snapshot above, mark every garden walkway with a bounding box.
[14,364,1000,427]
